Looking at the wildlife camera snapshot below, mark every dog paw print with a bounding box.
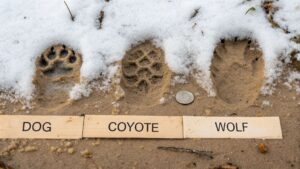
[122,42,165,93]
[37,44,81,78]
[34,44,82,108]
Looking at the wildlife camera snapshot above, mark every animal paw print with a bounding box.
[34,44,82,109]
[37,44,81,78]
[211,40,264,106]
[122,42,165,93]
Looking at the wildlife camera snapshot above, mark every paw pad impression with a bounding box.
[121,42,170,106]
[37,44,81,79]
[211,40,264,106]
[122,42,165,93]
[34,44,82,108]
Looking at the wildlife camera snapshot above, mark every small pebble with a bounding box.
[50,146,57,152]
[258,143,268,154]
[111,107,120,115]
[159,97,166,105]
[114,85,125,101]
[175,90,194,105]
[6,141,19,151]
[81,149,92,158]
[216,163,238,169]
[67,148,75,154]
[56,148,63,153]
[205,109,212,115]
[64,141,72,148]
[92,140,100,146]
[24,146,37,152]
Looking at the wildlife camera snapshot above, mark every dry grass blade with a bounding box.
[245,7,256,15]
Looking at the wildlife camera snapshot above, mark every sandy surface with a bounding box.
[0,41,299,169]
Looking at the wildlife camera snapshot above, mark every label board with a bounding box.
[0,115,283,139]
[0,115,83,139]
[83,115,183,138]
[183,116,282,139]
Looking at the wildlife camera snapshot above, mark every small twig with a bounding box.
[157,146,213,159]
[98,11,105,29]
[190,8,200,20]
[245,7,256,15]
[64,1,75,21]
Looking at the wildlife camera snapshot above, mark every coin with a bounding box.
[175,90,194,105]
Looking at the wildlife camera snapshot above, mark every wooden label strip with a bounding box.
[0,115,282,139]
[83,115,183,138]
[0,115,83,139]
[183,116,282,139]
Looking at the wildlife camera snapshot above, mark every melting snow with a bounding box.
[0,0,299,100]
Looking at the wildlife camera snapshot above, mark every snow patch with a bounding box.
[0,0,299,100]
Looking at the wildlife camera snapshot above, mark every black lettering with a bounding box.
[236,122,243,132]
[22,122,31,132]
[108,122,117,131]
[32,122,42,132]
[215,122,226,131]
[152,123,159,132]
[118,122,126,132]
[127,122,135,132]
[242,122,248,132]
[144,123,151,132]
[107,122,162,133]
[43,122,51,132]
[135,122,144,132]
[227,122,235,132]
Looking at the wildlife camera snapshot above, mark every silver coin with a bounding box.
[175,90,194,105]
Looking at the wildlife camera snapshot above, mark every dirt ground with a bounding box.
[0,40,299,169]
